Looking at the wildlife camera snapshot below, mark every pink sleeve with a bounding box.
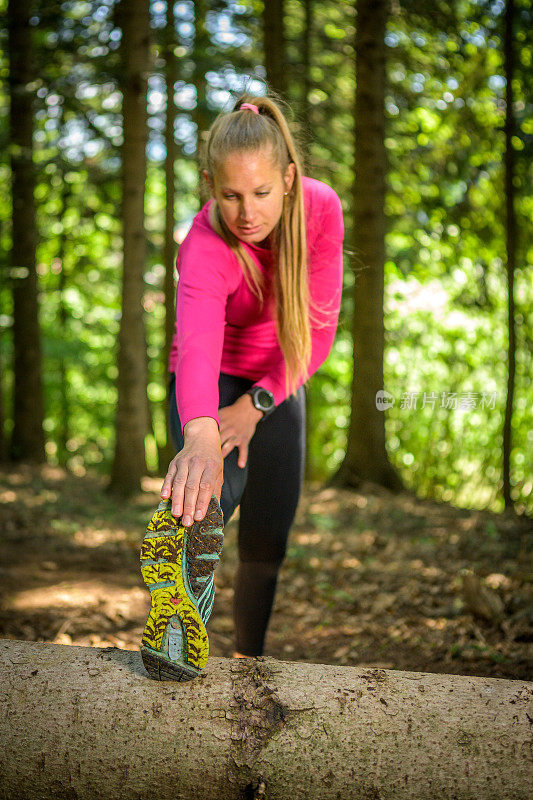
[174,227,241,437]
[251,186,344,405]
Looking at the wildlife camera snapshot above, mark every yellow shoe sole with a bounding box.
[139,495,224,681]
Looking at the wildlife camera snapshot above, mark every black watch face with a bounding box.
[256,389,274,409]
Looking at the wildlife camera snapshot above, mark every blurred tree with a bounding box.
[300,0,313,158]
[0,347,4,460]
[159,0,180,470]
[503,0,517,511]
[193,0,210,206]
[329,0,403,491]
[300,0,314,481]
[264,0,287,98]
[55,105,73,465]
[7,0,45,462]
[109,0,152,495]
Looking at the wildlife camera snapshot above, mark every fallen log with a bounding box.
[0,639,531,800]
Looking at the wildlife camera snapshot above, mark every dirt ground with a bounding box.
[0,462,531,681]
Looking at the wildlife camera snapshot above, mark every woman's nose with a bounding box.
[239,199,255,222]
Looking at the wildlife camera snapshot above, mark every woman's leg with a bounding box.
[233,384,306,656]
[168,372,306,656]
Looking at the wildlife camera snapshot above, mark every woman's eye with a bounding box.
[222,191,269,199]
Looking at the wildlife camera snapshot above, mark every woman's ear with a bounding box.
[284,161,296,193]
[203,170,214,196]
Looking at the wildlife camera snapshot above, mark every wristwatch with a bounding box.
[245,386,275,420]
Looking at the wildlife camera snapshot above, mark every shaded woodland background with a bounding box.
[0,0,531,677]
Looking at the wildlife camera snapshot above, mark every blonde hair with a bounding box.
[201,90,321,401]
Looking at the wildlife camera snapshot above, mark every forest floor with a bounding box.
[0,462,531,681]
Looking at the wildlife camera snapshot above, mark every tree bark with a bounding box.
[56,110,72,466]
[302,0,313,483]
[301,0,313,168]
[263,0,287,99]
[329,0,402,493]
[192,0,211,207]
[0,346,5,461]
[503,0,516,511]
[7,0,45,463]
[158,0,179,472]
[0,639,531,800]
[108,0,151,495]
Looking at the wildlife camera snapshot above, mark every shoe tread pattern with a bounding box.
[140,496,224,676]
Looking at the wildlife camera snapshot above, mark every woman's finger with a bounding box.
[180,456,208,526]
[222,437,236,457]
[238,443,248,469]
[160,458,177,499]
[192,459,219,521]
[169,461,188,518]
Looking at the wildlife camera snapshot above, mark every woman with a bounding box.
[140,91,344,681]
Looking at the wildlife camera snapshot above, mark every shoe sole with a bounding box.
[140,494,224,681]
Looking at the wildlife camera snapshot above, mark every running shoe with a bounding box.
[139,494,224,681]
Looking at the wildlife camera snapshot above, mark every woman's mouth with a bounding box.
[239,225,261,234]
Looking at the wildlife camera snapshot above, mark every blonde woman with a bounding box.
[140,91,344,681]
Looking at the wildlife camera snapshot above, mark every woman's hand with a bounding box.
[219,393,263,469]
[160,418,223,526]
[159,395,262,526]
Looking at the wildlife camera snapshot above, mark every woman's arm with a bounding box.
[173,226,242,436]
[162,225,241,523]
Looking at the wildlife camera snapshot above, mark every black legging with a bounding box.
[168,371,306,656]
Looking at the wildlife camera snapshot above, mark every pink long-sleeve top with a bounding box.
[168,175,344,437]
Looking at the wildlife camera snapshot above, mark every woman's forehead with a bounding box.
[218,147,278,179]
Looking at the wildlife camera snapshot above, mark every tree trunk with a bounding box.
[301,0,313,483]
[503,0,516,511]
[0,639,531,800]
[7,0,45,463]
[263,0,287,99]
[329,0,402,493]
[0,348,5,462]
[192,0,211,207]
[56,117,71,466]
[158,0,179,472]
[108,0,151,495]
[301,0,313,169]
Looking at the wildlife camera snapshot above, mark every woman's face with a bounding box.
[204,147,295,246]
